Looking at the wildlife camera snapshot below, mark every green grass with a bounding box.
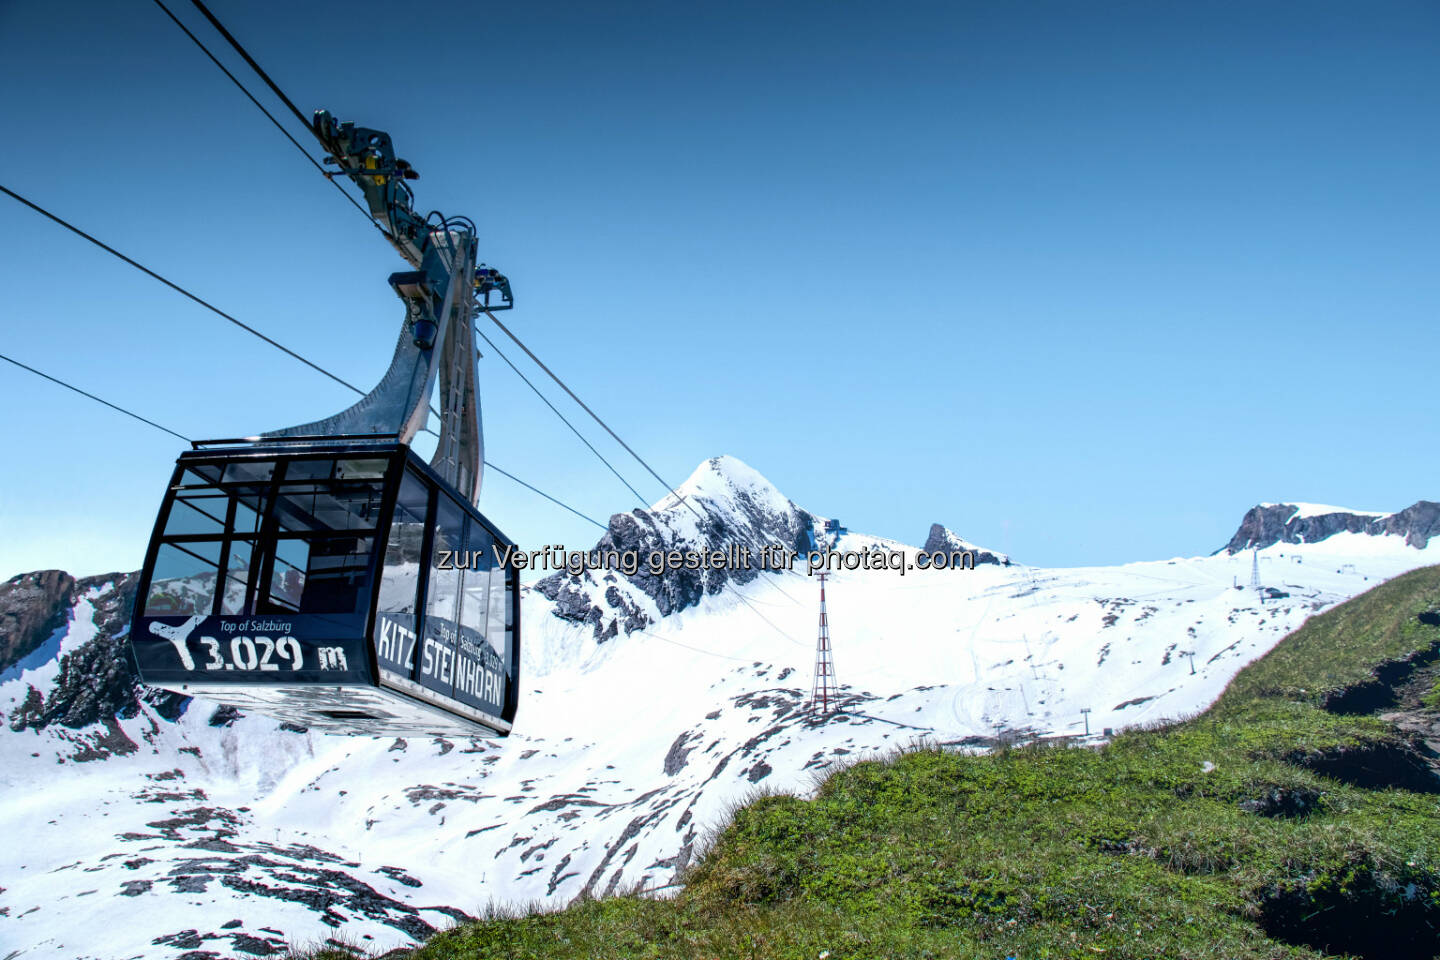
[1424,681,1440,712]
[298,566,1440,960]
[1218,565,1440,708]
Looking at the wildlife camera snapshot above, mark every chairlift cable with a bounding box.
[6,182,804,647]
[635,628,753,662]
[148,0,805,654]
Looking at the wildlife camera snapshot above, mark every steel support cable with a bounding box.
[484,461,606,530]
[149,0,384,238]
[481,309,810,644]
[474,325,650,508]
[187,0,313,135]
[0,352,190,442]
[4,196,789,644]
[2,346,601,529]
[635,628,753,662]
[483,310,705,523]
[475,329,802,634]
[483,318,804,640]
[0,184,366,396]
[1,188,605,530]
[159,0,795,620]
[729,590,808,647]
[476,333,800,636]
[163,1,755,565]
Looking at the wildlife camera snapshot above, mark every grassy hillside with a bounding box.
[307,566,1440,960]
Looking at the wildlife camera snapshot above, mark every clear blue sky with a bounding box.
[2,0,1437,581]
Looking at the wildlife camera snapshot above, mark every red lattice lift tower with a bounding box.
[810,573,839,715]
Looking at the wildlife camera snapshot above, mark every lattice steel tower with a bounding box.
[810,573,838,715]
[1250,548,1262,601]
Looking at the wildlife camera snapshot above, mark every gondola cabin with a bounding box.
[130,439,519,737]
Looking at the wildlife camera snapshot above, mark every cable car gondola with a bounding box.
[128,111,520,736]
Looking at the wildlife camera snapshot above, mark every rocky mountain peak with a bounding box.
[534,456,815,640]
[922,524,1008,566]
[653,455,791,515]
[1224,500,1440,554]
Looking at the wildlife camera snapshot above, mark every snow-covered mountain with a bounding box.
[2,456,1436,959]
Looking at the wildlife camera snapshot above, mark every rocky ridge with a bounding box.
[4,573,187,736]
[1225,501,1440,554]
[0,569,76,673]
[922,524,1008,566]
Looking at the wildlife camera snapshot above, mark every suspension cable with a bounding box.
[485,461,606,530]
[0,349,602,529]
[480,310,808,643]
[10,179,800,646]
[143,1,803,641]
[475,325,650,508]
[187,0,314,134]
[0,185,613,532]
[0,352,190,442]
[635,628,754,662]
[0,183,365,396]
[149,0,383,237]
[483,309,706,524]
[154,3,794,601]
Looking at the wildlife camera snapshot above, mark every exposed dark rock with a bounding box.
[154,930,207,949]
[376,865,423,888]
[1284,737,1440,794]
[65,717,140,762]
[1321,636,1440,715]
[533,457,817,639]
[229,933,280,956]
[1237,785,1325,818]
[546,853,575,896]
[8,685,44,732]
[5,572,188,732]
[1256,860,1440,960]
[1224,501,1440,554]
[664,731,699,776]
[647,841,693,872]
[578,815,651,900]
[0,569,74,673]
[209,705,244,727]
[921,525,1007,566]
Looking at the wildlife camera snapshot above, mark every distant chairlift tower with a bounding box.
[1250,547,1263,602]
[810,572,839,716]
